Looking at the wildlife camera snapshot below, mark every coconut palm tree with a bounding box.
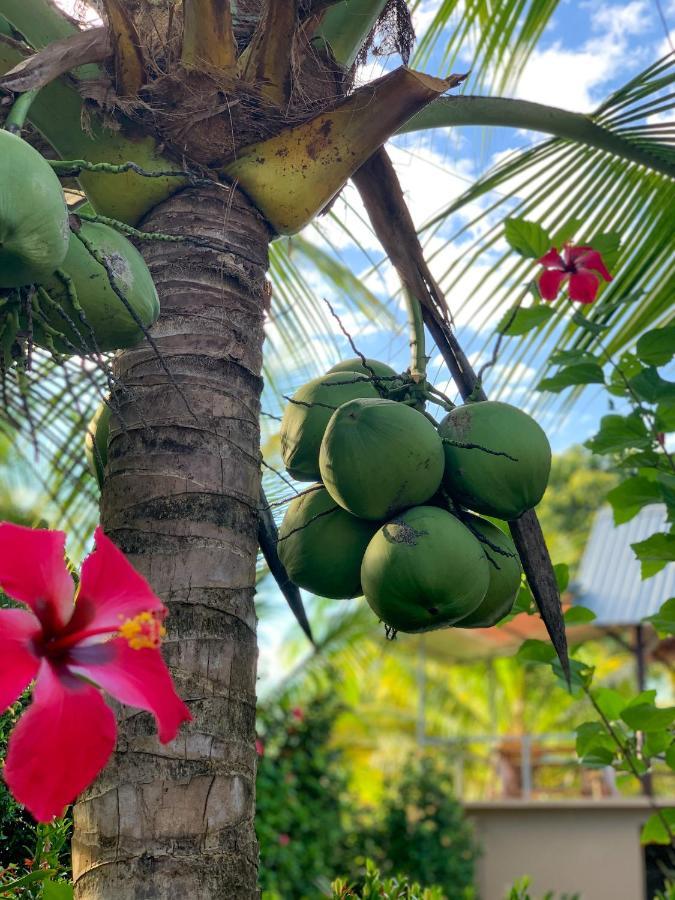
[0,1,673,897]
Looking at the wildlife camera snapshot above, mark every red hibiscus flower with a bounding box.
[291,707,304,721]
[0,523,192,822]
[536,244,613,304]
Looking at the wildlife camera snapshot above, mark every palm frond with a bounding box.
[410,0,561,92]
[411,53,675,403]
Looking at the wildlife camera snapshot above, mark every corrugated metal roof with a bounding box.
[573,504,675,626]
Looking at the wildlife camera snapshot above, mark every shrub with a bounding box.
[257,696,351,899]
[348,755,478,900]
[332,859,446,899]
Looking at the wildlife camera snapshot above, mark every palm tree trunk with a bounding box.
[71,183,270,898]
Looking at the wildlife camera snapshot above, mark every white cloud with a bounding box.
[657,29,675,56]
[515,1,652,110]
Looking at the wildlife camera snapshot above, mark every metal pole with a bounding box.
[635,624,653,796]
[636,623,647,691]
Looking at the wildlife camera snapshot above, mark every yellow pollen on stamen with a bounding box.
[118,611,166,650]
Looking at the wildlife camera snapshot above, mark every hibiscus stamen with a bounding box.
[119,611,166,650]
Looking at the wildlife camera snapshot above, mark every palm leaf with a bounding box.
[410,0,561,91]
[408,54,675,402]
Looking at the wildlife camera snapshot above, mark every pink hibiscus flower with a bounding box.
[0,523,192,822]
[536,244,613,304]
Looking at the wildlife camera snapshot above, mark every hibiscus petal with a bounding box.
[568,272,599,303]
[0,609,41,711]
[74,527,166,634]
[4,661,116,822]
[537,269,568,301]
[575,249,613,282]
[0,524,73,632]
[69,638,192,743]
[536,248,565,269]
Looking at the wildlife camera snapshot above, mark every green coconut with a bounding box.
[454,516,521,628]
[319,398,444,520]
[327,358,398,380]
[85,401,111,489]
[361,505,489,633]
[280,371,380,481]
[439,401,551,520]
[36,221,159,353]
[278,485,381,599]
[0,132,69,288]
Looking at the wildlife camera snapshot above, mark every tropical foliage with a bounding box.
[0,0,673,896]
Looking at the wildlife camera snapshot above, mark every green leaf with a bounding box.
[564,605,596,625]
[592,687,627,721]
[575,719,615,767]
[549,349,599,366]
[553,656,593,691]
[641,809,675,845]
[666,743,675,770]
[606,476,662,525]
[616,451,662,470]
[629,368,675,405]
[631,532,675,579]
[580,745,615,768]
[586,231,622,270]
[517,639,555,663]
[502,581,536,622]
[43,882,74,900]
[503,217,551,258]
[0,870,55,890]
[637,326,675,367]
[550,218,583,247]
[658,473,675,521]
[554,563,570,592]
[585,413,651,455]
[625,690,658,707]
[656,399,675,432]
[621,703,675,731]
[571,311,608,336]
[316,0,388,68]
[619,755,649,776]
[538,362,605,393]
[575,721,615,760]
[643,730,672,757]
[645,597,675,635]
[608,352,645,398]
[497,304,554,336]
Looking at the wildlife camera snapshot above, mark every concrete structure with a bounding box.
[466,799,673,900]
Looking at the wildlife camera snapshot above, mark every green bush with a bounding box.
[256,697,478,899]
[0,695,36,869]
[332,859,446,899]
[347,755,478,900]
[257,696,351,899]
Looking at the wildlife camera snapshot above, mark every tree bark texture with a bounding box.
[71,183,270,898]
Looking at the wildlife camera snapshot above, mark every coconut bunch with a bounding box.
[0,131,159,364]
[277,359,552,634]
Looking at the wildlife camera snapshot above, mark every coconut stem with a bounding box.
[74,210,241,255]
[50,159,207,182]
[4,89,39,134]
[404,286,426,385]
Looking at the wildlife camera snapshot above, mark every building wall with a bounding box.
[465,799,672,900]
